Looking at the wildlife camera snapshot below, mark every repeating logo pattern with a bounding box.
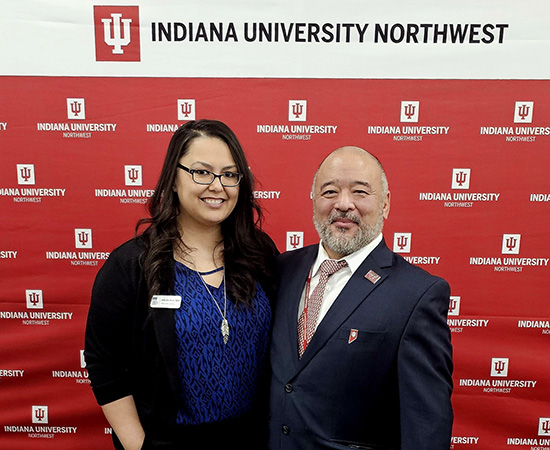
[2,56,550,448]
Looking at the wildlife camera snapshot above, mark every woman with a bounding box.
[85,120,278,449]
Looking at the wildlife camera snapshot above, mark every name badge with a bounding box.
[150,295,182,309]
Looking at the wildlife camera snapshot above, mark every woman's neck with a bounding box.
[175,221,224,272]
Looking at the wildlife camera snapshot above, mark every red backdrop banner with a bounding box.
[1,76,549,449]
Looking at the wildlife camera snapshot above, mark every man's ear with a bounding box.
[382,191,391,220]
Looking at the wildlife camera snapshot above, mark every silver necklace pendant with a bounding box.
[197,266,230,345]
[221,318,230,344]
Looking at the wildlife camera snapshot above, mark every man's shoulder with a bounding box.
[278,244,317,265]
[390,250,449,289]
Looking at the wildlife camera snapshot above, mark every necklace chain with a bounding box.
[198,268,230,345]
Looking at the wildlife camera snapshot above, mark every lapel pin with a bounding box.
[348,329,359,344]
[364,270,381,284]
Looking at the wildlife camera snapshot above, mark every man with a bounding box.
[269,146,453,450]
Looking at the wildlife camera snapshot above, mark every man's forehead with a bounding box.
[318,178,372,189]
[317,154,381,184]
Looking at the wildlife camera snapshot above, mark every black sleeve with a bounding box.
[84,242,142,406]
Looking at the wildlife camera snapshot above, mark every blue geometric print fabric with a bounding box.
[173,261,271,425]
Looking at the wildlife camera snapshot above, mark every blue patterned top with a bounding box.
[173,261,271,426]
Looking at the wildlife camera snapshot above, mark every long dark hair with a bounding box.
[136,120,277,306]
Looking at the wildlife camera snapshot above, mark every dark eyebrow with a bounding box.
[191,161,238,171]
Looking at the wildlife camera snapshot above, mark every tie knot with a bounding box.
[319,259,348,276]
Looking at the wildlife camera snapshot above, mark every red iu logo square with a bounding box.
[94,6,140,62]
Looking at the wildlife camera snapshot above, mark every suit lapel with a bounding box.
[297,239,394,369]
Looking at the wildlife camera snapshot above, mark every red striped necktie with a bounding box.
[297,259,348,358]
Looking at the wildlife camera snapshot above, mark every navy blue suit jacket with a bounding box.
[269,239,453,450]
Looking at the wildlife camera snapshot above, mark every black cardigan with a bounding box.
[84,236,278,448]
[85,238,180,447]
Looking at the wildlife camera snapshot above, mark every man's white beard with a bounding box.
[313,208,384,257]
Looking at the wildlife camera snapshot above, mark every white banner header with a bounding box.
[2,0,549,79]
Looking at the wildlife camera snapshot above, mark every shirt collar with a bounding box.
[313,233,383,277]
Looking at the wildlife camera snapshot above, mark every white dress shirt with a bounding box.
[297,234,383,326]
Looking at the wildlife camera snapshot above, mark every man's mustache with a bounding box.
[328,212,361,225]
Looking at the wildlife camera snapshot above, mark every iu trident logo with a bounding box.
[125,165,142,186]
[177,99,196,121]
[32,406,49,424]
[393,233,411,253]
[400,101,419,122]
[448,296,460,316]
[286,232,304,251]
[102,13,132,54]
[501,234,521,255]
[75,229,93,249]
[539,418,550,436]
[26,290,44,310]
[94,6,141,62]
[490,358,509,377]
[514,101,534,123]
[288,100,307,122]
[451,168,471,190]
[17,164,35,185]
[67,98,85,120]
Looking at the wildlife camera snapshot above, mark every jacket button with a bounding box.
[282,425,290,435]
[284,383,293,393]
